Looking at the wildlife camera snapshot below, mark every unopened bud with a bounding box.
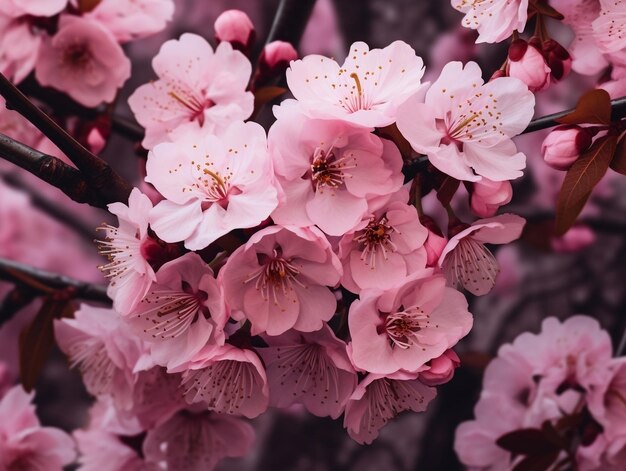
[214,10,255,53]
[507,39,551,92]
[541,125,593,170]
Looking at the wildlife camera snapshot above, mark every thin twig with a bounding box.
[0,257,110,304]
[266,0,318,46]
[0,133,106,207]
[0,73,132,204]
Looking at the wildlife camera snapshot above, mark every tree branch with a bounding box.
[266,0,318,46]
[0,257,110,304]
[0,73,132,204]
[0,133,107,207]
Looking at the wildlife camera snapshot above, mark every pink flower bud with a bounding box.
[551,225,595,253]
[420,350,460,386]
[87,127,106,154]
[261,40,298,70]
[214,10,255,53]
[507,39,551,92]
[420,216,447,267]
[471,179,513,218]
[541,125,593,170]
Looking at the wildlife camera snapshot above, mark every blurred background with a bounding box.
[1,1,625,470]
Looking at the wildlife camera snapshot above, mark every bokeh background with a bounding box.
[1,1,625,470]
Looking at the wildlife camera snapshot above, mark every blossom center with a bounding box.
[309,148,353,191]
[168,89,215,125]
[383,306,429,349]
[354,215,398,267]
[63,43,92,69]
[244,247,305,303]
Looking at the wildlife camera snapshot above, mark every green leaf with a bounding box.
[609,135,626,175]
[556,89,612,126]
[555,135,618,235]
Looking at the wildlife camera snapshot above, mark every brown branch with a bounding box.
[0,133,107,207]
[0,257,110,304]
[0,72,132,204]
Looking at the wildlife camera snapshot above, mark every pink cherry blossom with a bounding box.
[143,408,255,471]
[97,188,157,315]
[54,305,147,409]
[35,15,131,107]
[338,191,428,293]
[147,121,278,250]
[588,358,626,441]
[0,14,44,83]
[452,0,529,44]
[0,385,76,470]
[75,428,151,471]
[439,213,526,296]
[286,40,426,127]
[177,344,269,418]
[269,103,403,235]
[349,272,472,374]
[84,0,175,43]
[214,9,255,51]
[128,33,254,149]
[220,225,342,336]
[343,371,437,444]
[127,252,227,370]
[396,61,534,182]
[470,178,513,218]
[592,0,626,66]
[258,324,357,418]
[0,0,67,17]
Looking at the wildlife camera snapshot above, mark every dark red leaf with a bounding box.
[253,86,288,116]
[555,135,618,235]
[556,89,612,126]
[513,452,561,471]
[609,135,626,175]
[436,176,460,207]
[496,428,561,455]
[77,0,102,12]
[531,2,564,20]
[19,297,75,392]
[377,123,413,160]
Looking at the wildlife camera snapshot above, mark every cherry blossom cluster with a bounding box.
[38,8,541,468]
[0,0,175,106]
[455,316,626,471]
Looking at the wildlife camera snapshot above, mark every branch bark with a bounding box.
[0,73,132,204]
[0,257,110,304]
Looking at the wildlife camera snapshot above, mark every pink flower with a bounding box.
[286,40,426,127]
[269,103,403,235]
[439,214,526,296]
[420,349,461,386]
[214,9,255,51]
[592,0,626,65]
[128,33,254,149]
[84,0,174,43]
[470,178,513,218]
[349,272,472,374]
[507,39,551,92]
[54,305,147,409]
[177,344,269,418]
[143,409,255,471]
[542,125,593,171]
[258,324,357,418]
[35,15,131,107]
[127,252,227,370]
[343,371,437,444]
[588,358,626,441]
[452,0,529,44]
[338,192,428,293]
[220,225,342,336]
[74,428,149,471]
[551,224,596,252]
[0,0,67,17]
[0,14,44,83]
[147,121,278,250]
[97,188,157,315]
[0,385,76,470]
[261,40,298,71]
[396,61,534,182]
